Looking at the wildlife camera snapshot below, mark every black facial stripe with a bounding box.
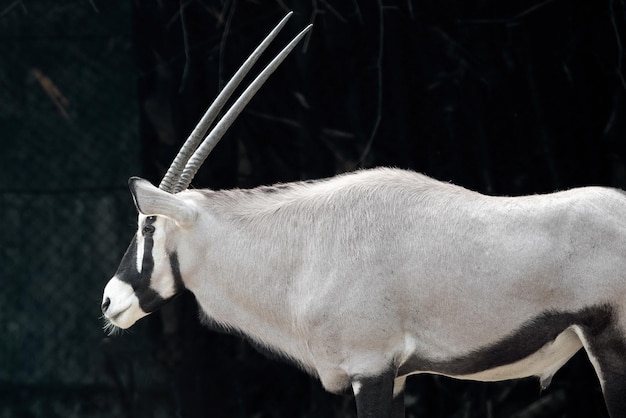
[114,232,162,313]
[135,216,163,312]
[169,252,185,294]
[397,304,614,377]
[115,235,138,278]
[137,252,185,313]
[114,218,184,314]
[137,287,166,313]
[140,219,155,280]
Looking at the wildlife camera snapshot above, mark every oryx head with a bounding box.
[101,12,311,331]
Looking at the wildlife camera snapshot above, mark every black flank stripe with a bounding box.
[398,304,614,377]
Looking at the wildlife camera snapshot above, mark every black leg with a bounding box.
[600,367,626,418]
[592,343,626,418]
[392,377,406,418]
[578,325,626,418]
[352,371,396,418]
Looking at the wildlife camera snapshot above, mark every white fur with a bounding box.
[136,230,144,273]
[103,168,626,397]
[102,277,147,329]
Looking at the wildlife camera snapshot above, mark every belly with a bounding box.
[439,327,583,384]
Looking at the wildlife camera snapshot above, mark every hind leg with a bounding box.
[574,325,626,418]
[600,370,626,418]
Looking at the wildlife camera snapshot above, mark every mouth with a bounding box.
[102,316,122,336]
[102,301,149,332]
[102,303,134,331]
[101,277,148,332]
[107,310,124,324]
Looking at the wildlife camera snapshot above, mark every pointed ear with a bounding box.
[128,177,197,228]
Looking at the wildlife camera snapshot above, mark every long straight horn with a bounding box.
[174,23,313,193]
[158,11,299,193]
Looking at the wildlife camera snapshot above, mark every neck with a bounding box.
[175,200,313,368]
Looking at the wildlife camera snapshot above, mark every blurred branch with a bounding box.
[459,0,558,24]
[358,0,384,167]
[31,68,70,120]
[178,0,191,93]
[609,0,626,92]
[246,108,301,128]
[0,0,25,18]
[318,0,348,23]
[218,0,236,90]
[89,0,100,13]
[246,108,355,139]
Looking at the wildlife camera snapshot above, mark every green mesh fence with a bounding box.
[0,2,157,416]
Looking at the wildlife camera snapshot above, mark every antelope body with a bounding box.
[101,13,626,418]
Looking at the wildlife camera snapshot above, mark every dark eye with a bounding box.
[142,224,155,235]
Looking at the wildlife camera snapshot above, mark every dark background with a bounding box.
[1,0,625,417]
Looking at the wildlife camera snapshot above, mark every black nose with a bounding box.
[101,297,111,314]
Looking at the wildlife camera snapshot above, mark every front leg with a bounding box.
[352,370,403,418]
[392,376,407,418]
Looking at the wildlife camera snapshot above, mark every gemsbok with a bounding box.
[101,11,626,418]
